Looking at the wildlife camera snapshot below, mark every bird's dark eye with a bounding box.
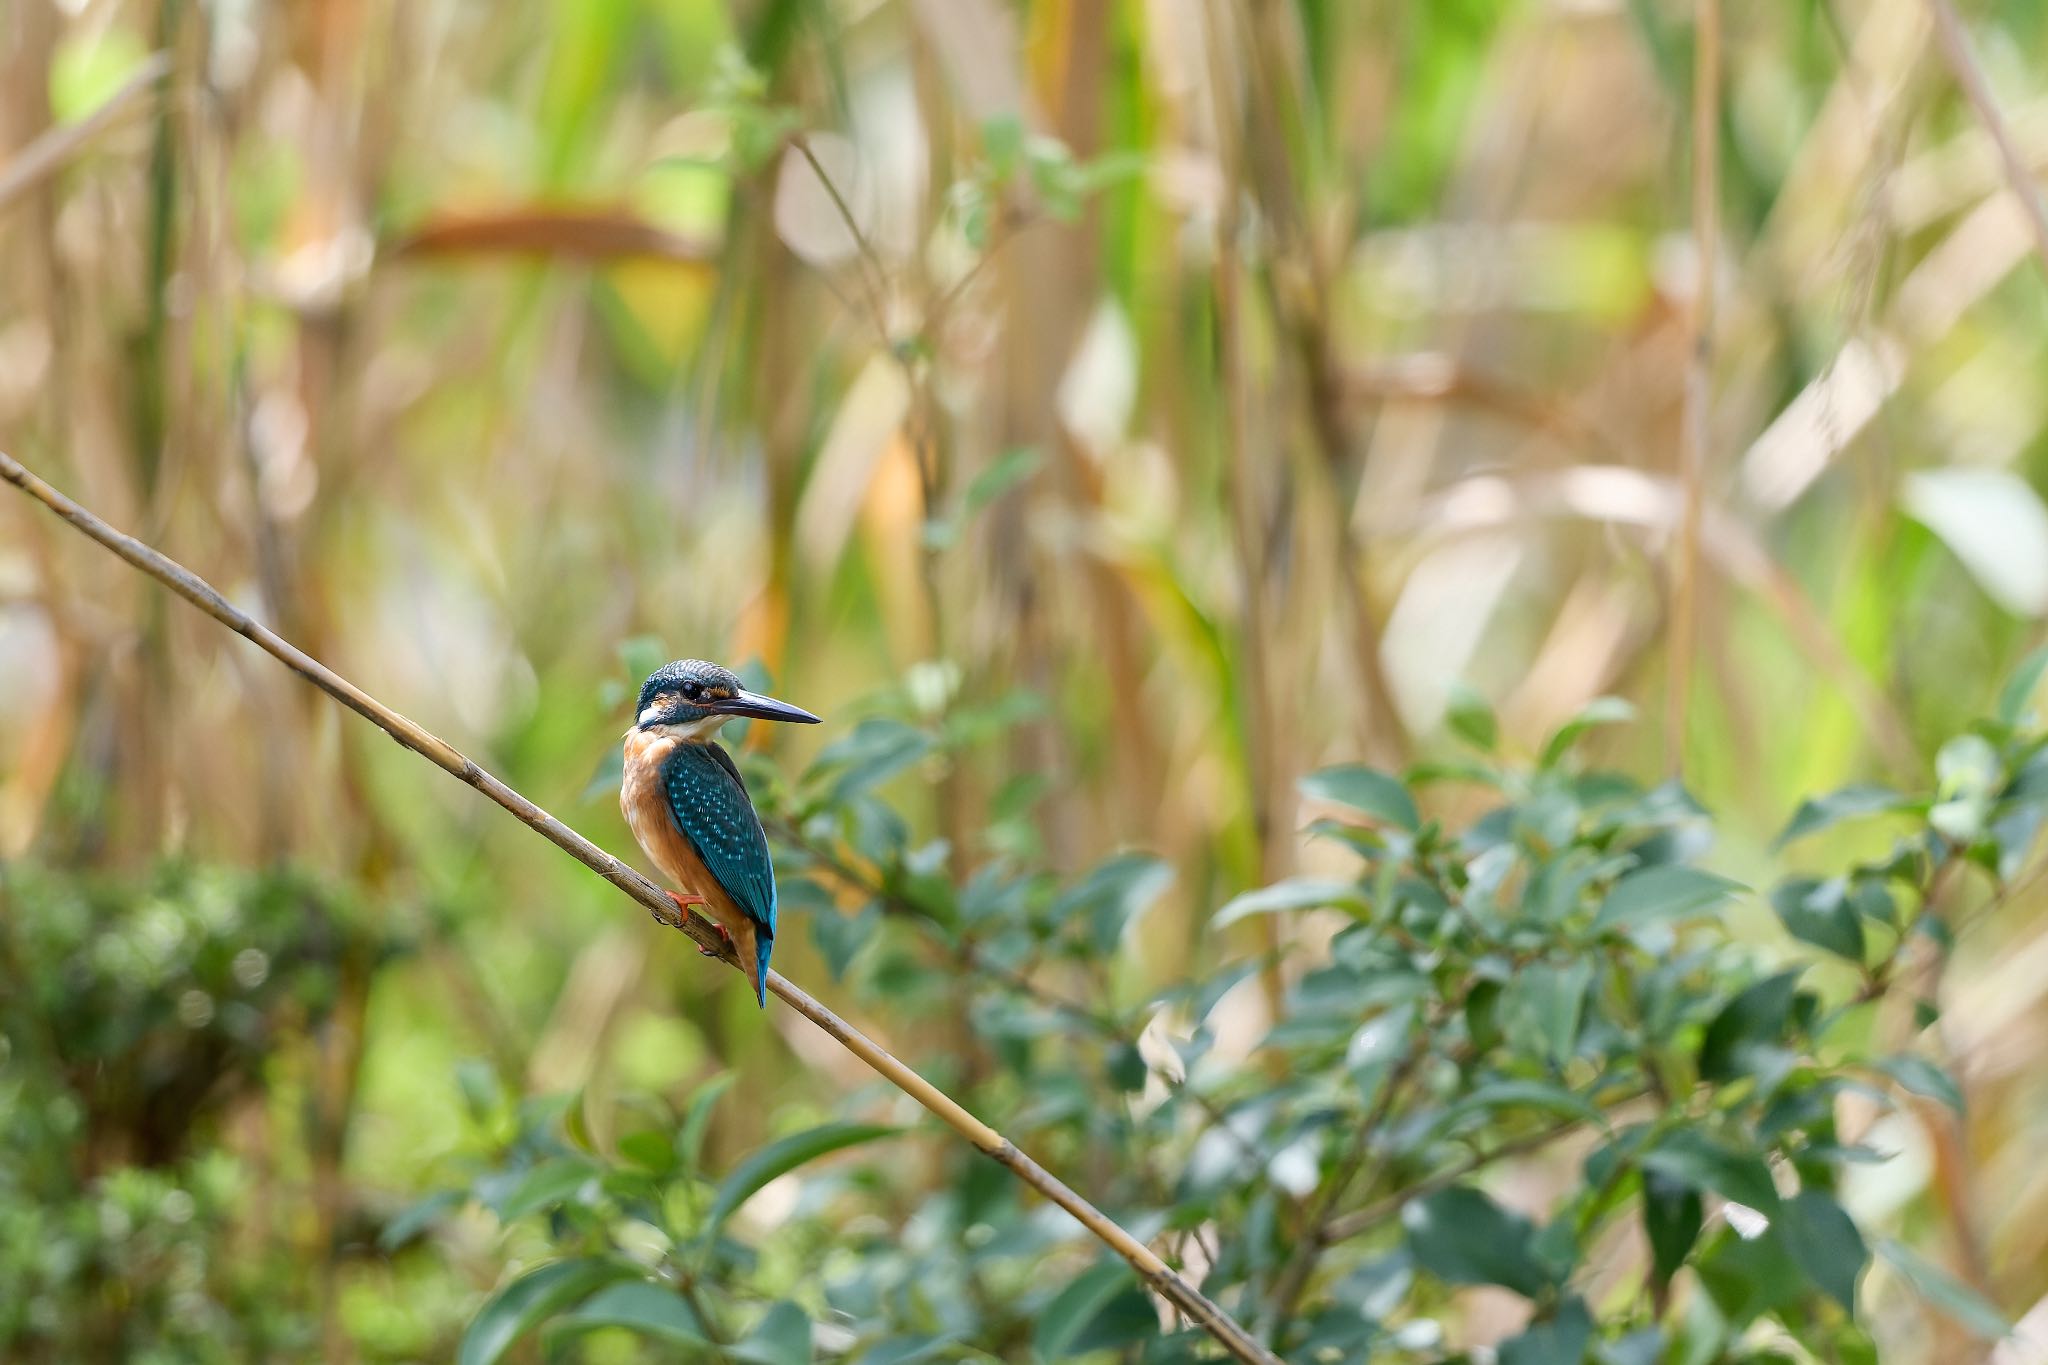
[682,681,703,700]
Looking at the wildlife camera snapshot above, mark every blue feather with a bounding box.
[661,741,776,1007]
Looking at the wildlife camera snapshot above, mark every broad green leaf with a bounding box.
[1497,1295,1592,1365]
[1213,877,1368,929]
[706,1122,901,1232]
[1054,853,1174,954]
[1642,1171,1703,1287]
[1776,784,1911,846]
[677,1072,735,1169]
[1639,1130,1780,1214]
[1538,697,1635,769]
[1403,1187,1556,1298]
[1902,466,2048,618]
[1932,733,2002,844]
[811,719,933,800]
[617,1128,675,1176]
[495,1157,598,1222]
[1698,971,1801,1084]
[1300,765,1420,832]
[1499,960,1594,1066]
[1035,1262,1135,1360]
[1437,1079,1605,1132]
[1998,645,2048,728]
[1446,683,1499,752]
[1592,865,1740,932]
[855,1333,957,1365]
[811,899,880,981]
[1770,878,1864,961]
[458,1259,639,1365]
[1779,1190,1867,1312]
[377,1190,461,1251]
[1873,1054,1964,1113]
[1068,1288,1161,1354]
[1877,1238,2008,1339]
[729,1300,813,1365]
[552,1281,712,1348]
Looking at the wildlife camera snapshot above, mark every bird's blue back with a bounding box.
[662,740,776,1003]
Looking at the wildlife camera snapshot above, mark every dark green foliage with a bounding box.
[375,689,2024,1359]
[0,865,379,1360]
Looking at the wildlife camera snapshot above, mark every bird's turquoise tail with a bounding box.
[754,932,772,1008]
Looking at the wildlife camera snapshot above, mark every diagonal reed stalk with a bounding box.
[0,449,1281,1365]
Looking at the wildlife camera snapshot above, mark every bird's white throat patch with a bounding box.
[635,708,729,742]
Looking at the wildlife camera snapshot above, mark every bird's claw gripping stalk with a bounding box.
[664,891,730,958]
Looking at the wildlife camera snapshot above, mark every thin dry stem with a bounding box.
[0,52,172,213]
[1670,0,1720,778]
[0,448,1280,1365]
[1925,0,2048,278]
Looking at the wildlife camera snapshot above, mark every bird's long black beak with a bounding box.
[713,689,822,724]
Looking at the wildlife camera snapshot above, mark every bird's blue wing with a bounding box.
[661,741,777,940]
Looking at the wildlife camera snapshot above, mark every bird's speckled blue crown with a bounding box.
[636,659,742,724]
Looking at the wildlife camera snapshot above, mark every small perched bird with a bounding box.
[621,659,821,1007]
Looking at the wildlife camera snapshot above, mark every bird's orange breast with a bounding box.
[621,729,762,985]
[623,728,702,892]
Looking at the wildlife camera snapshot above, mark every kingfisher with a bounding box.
[621,659,821,1007]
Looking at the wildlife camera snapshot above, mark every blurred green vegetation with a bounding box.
[5,0,2048,1360]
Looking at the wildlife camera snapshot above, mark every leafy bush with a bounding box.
[0,864,377,1361]
[388,674,2032,1363]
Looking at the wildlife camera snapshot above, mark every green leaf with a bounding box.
[854,1334,957,1365]
[377,1190,461,1251]
[1592,865,1740,932]
[1068,1289,1160,1354]
[1213,877,1368,929]
[1932,734,2002,843]
[1639,1130,1780,1214]
[1873,1054,1964,1113]
[961,446,1042,517]
[729,1300,813,1365]
[1642,1171,1703,1286]
[1403,1187,1556,1298]
[458,1259,639,1365]
[1446,683,1499,752]
[1876,1238,2008,1339]
[1777,784,1911,846]
[1499,959,1594,1066]
[1055,853,1174,954]
[677,1072,735,1170]
[1539,697,1636,769]
[495,1158,598,1222]
[1438,1079,1606,1131]
[811,719,933,800]
[1698,971,1801,1084]
[811,899,880,981]
[1780,1190,1868,1312]
[552,1281,712,1349]
[1300,765,1420,832]
[1770,878,1865,961]
[1497,1295,1592,1365]
[1035,1262,1135,1360]
[706,1122,901,1232]
[1998,645,2048,728]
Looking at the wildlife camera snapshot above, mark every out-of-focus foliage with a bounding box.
[7,0,2048,1359]
[418,685,2047,1362]
[0,866,381,1360]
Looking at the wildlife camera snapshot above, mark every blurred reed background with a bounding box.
[4,0,2048,1359]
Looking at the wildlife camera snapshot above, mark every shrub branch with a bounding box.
[0,449,1280,1365]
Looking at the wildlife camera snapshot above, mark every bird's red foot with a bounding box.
[664,892,730,958]
[697,921,735,960]
[663,890,707,931]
